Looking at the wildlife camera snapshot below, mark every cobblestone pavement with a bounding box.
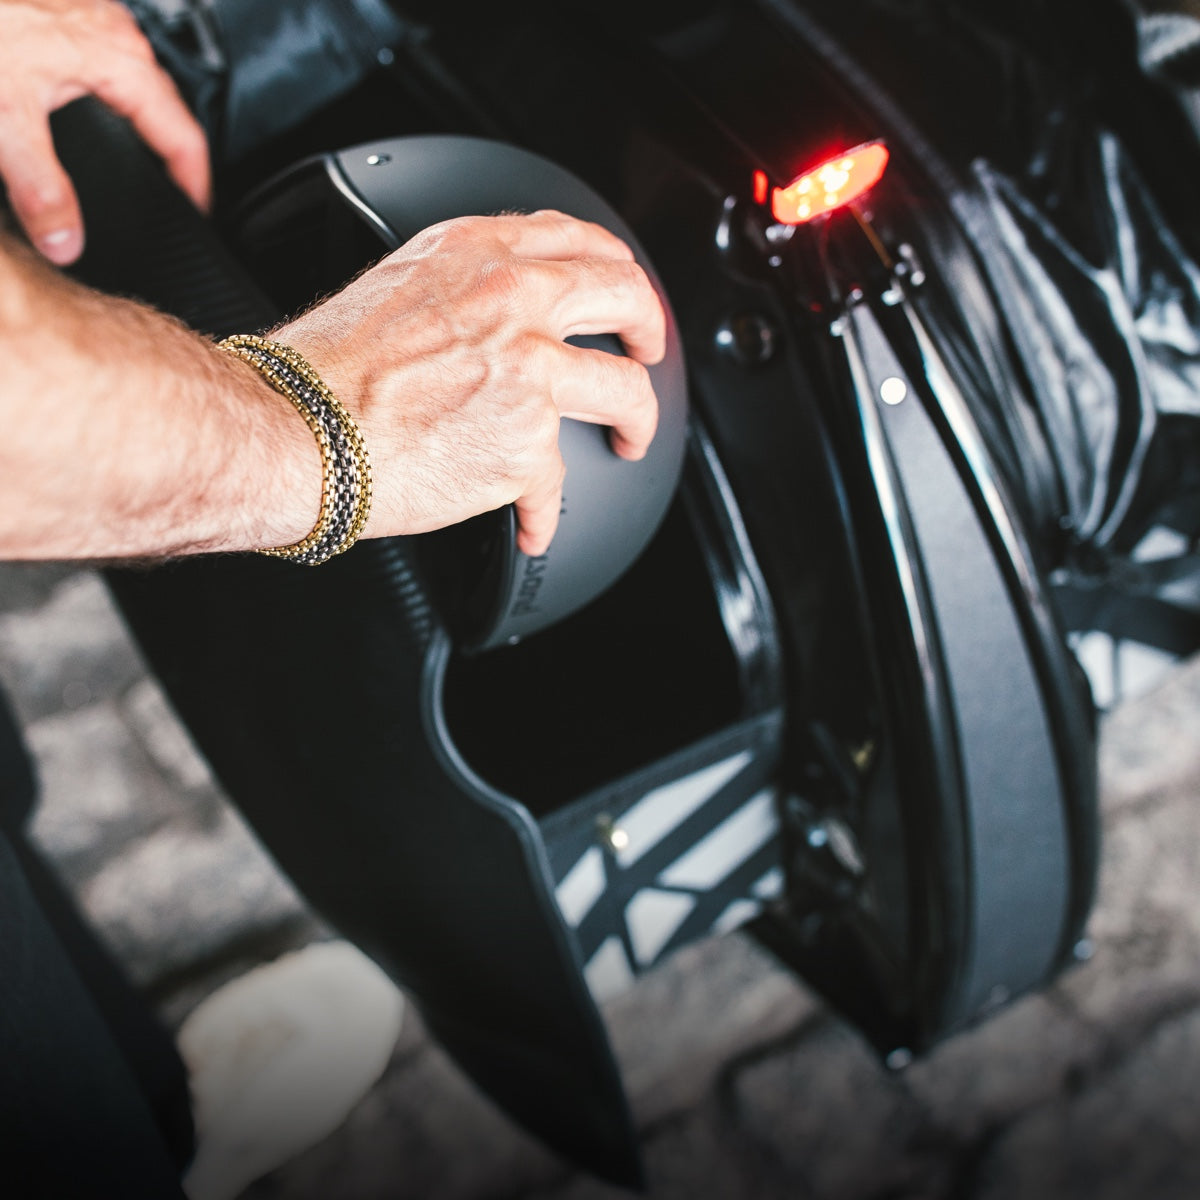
[2,560,1199,1200]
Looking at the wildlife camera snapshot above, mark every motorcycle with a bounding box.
[47,0,1200,1183]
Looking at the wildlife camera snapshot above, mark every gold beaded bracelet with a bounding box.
[218,334,373,566]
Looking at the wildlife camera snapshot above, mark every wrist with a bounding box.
[217,335,372,564]
[213,349,327,554]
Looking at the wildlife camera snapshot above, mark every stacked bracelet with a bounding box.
[218,334,373,566]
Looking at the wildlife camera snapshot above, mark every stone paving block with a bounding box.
[1053,780,1200,1034]
[80,805,310,986]
[1098,653,1200,812]
[527,1102,789,1200]
[0,570,146,723]
[25,699,193,879]
[0,561,79,615]
[729,1018,951,1200]
[971,1005,1200,1200]
[902,991,1104,1145]
[246,1041,562,1200]
[238,937,813,1200]
[604,933,819,1128]
[157,920,330,1032]
[121,675,218,795]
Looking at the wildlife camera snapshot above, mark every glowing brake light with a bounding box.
[769,142,889,225]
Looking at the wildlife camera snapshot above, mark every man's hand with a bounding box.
[0,0,210,264]
[276,210,666,557]
[0,210,663,561]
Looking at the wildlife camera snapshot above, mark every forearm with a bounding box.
[0,231,319,560]
[0,209,664,563]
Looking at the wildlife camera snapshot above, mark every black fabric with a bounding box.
[0,830,188,1198]
[0,692,191,1183]
[0,685,35,831]
[128,0,408,163]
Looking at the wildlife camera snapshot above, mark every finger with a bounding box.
[483,209,637,263]
[99,2,161,64]
[0,105,84,263]
[88,58,211,211]
[532,256,667,365]
[514,451,567,558]
[547,341,660,461]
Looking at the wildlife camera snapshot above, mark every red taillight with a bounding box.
[769,142,889,225]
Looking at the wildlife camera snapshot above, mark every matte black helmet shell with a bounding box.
[327,136,689,649]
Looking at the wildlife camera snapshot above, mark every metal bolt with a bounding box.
[596,814,630,853]
[366,153,392,166]
[879,377,907,406]
[714,313,779,367]
[1074,937,1095,962]
[886,1047,913,1071]
[377,46,396,66]
[849,738,877,772]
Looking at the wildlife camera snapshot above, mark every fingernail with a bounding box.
[38,228,83,265]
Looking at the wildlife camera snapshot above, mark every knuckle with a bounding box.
[477,256,530,308]
[510,329,550,370]
[97,3,147,45]
[529,398,561,449]
[510,403,560,473]
[106,4,141,34]
[432,217,471,249]
[14,176,71,221]
[412,218,467,256]
[617,360,658,428]
[163,111,208,158]
[430,214,491,253]
[599,258,648,308]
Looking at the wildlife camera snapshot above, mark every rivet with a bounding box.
[849,738,876,772]
[880,377,907,406]
[714,313,778,367]
[596,814,630,853]
[886,1048,913,1071]
[366,153,392,166]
